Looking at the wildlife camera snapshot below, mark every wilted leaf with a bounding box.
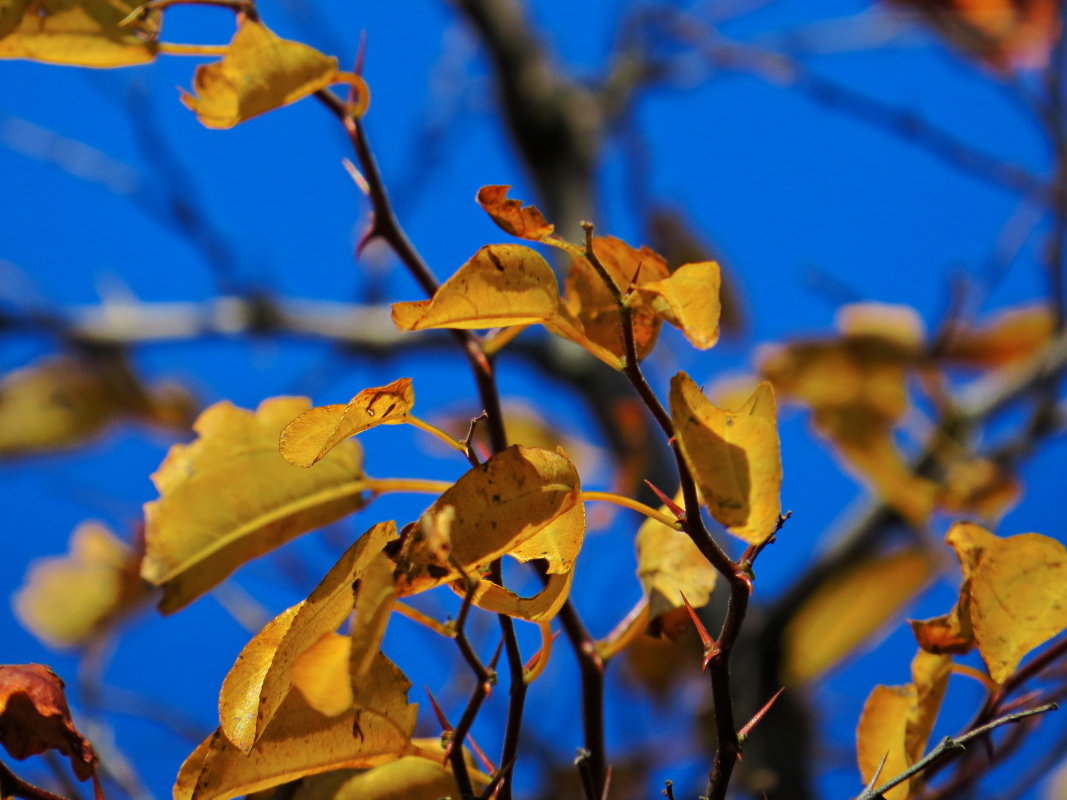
[636,261,722,349]
[220,521,397,751]
[459,568,575,623]
[970,533,1067,683]
[176,652,417,800]
[181,20,367,128]
[281,379,415,468]
[783,549,935,684]
[476,185,556,242]
[15,522,147,649]
[669,373,782,544]
[0,664,97,781]
[636,497,716,626]
[0,0,160,66]
[392,445,581,596]
[142,397,369,614]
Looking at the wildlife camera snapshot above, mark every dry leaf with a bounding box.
[669,373,782,544]
[0,664,98,781]
[0,0,160,66]
[176,652,417,800]
[970,533,1067,683]
[281,379,415,468]
[476,185,556,242]
[636,261,722,349]
[142,397,369,613]
[220,521,397,752]
[181,20,367,128]
[783,549,934,684]
[15,521,147,649]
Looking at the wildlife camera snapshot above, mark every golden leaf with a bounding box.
[783,549,934,684]
[175,652,417,800]
[181,20,367,129]
[970,533,1067,683]
[941,304,1055,368]
[0,664,98,781]
[15,522,147,649]
[856,684,913,800]
[350,552,397,686]
[290,633,353,718]
[636,497,716,625]
[0,0,160,67]
[937,456,1020,522]
[392,445,581,596]
[280,379,415,468]
[142,397,369,614]
[476,185,556,242]
[906,651,951,764]
[219,521,397,752]
[636,261,722,350]
[459,569,574,623]
[669,374,782,544]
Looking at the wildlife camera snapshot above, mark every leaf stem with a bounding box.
[155,42,230,56]
[405,415,472,458]
[580,490,682,528]
[364,477,452,496]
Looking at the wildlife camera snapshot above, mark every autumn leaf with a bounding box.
[783,549,935,684]
[476,185,556,242]
[350,552,398,685]
[970,533,1067,683]
[280,379,415,468]
[0,0,160,67]
[669,373,782,544]
[142,397,370,614]
[0,664,98,781]
[176,651,417,800]
[940,303,1055,368]
[937,456,1020,522]
[635,261,722,350]
[219,521,397,752]
[181,20,368,129]
[15,521,147,649]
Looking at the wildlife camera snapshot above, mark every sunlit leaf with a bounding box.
[636,496,716,626]
[15,522,147,649]
[906,651,951,763]
[937,456,1021,522]
[970,533,1067,683]
[783,549,935,684]
[476,185,556,242]
[669,373,782,544]
[181,20,367,129]
[0,664,98,781]
[0,0,160,67]
[176,652,417,800]
[350,552,397,685]
[142,397,369,614]
[636,261,722,349]
[941,303,1055,368]
[460,569,574,623]
[219,521,397,752]
[290,633,353,718]
[281,379,415,468]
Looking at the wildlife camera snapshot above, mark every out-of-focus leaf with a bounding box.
[281,379,415,468]
[887,0,1061,71]
[15,522,147,649]
[669,373,782,544]
[906,651,951,763]
[175,652,417,800]
[971,532,1067,683]
[940,304,1055,367]
[937,456,1021,522]
[181,20,367,128]
[636,495,716,626]
[0,0,160,66]
[290,633,353,718]
[392,445,580,596]
[0,355,195,458]
[0,664,98,781]
[142,397,369,614]
[636,261,722,349]
[219,521,397,752]
[783,549,935,684]
[623,631,701,699]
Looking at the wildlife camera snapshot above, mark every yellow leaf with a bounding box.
[0,0,160,67]
[856,684,913,800]
[291,633,353,718]
[636,497,716,624]
[180,20,367,129]
[280,379,415,468]
[835,302,926,350]
[476,185,556,242]
[142,397,369,614]
[350,552,397,686]
[459,569,574,623]
[15,522,147,649]
[175,652,417,800]
[392,445,581,596]
[970,533,1067,683]
[906,651,951,764]
[669,374,782,544]
[941,304,1055,368]
[937,456,1021,522]
[507,499,585,575]
[219,521,397,752]
[392,244,562,331]
[783,549,934,684]
[635,261,722,349]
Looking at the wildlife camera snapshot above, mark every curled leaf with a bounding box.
[669,373,782,544]
[142,397,369,613]
[635,261,722,349]
[281,379,415,468]
[476,185,556,242]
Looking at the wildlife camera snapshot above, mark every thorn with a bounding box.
[679,592,718,671]
[353,30,367,77]
[862,751,889,797]
[644,480,686,520]
[342,158,371,196]
[424,687,453,732]
[356,222,380,257]
[601,766,613,800]
[467,733,497,776]
[488,637,505,673]
[737,687,784,746]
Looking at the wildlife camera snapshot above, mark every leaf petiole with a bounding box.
[580,491,683,529]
